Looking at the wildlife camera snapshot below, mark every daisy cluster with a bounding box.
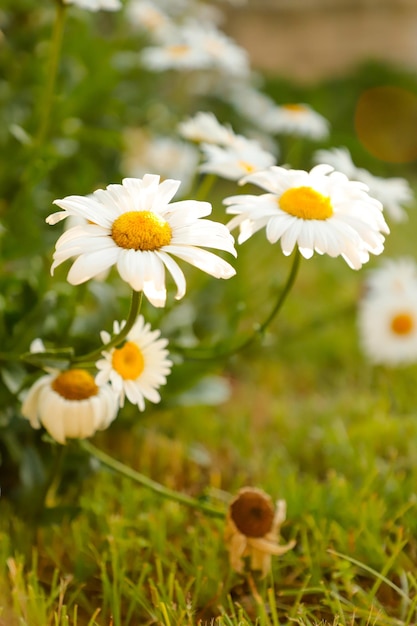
[9,0,414,522]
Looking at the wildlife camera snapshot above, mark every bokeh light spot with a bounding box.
[354,86,417,163]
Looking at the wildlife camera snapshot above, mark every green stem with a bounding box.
[177,249,301,361]
[35,0,67,150]
[80,440,225,519]
[195,174,217,201]
[73,290,143,365]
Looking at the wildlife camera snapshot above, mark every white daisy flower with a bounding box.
[189,21,249,77]
[141,30,208,71]
[358,291,417,366]
[364,257,417,296]
[141,20,249,76]
[199,135,276,181]
[63,0,122,11]
[95,316,172,410]
[263,103,330,140]
[47,175,236,308]
[314,147,414,222]
[178,111,235,146]
[121,130,199,197]
[21,369,119,444]
[224,164,389,270]
[125,1,172,40]
[226,82,284,129]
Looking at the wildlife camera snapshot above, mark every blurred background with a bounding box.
[221,0,417,83]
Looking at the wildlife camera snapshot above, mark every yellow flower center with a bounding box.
[230,489,274,538]
[52,369,98,401]
[168,44,191,57]
[111,211,172,251]
[238,161,256,174]
[112,341,145,380]
[282,103,307,113]
[279,186,333,220]
[390,312,414,335]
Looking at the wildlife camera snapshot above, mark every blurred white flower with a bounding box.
[121,130,199,196]
[21,369,119,444]
[358,290,417,366]
[199,135,276,181]
[96,316,172,409]
[363,257,417,296]
[47,175,236,307]
[314,146,414,222]
[63,0,122,11]
[141,20,249,76]
[263,103,330,140]
[178,111,235,146]
[225,82,281,128]
[141,38,208,71]
[125,0,172,40]
[189,21,249,77]
[225,164,389,269]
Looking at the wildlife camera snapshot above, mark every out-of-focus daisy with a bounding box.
[190,21,249,77]
[141,31,209,71]
[178,111,235,146]
[364,257,417,296]
[358,291,417,366]
[21,368,119,444]
[224,487,295,577]
[314,146,414,222]
[199,135,276,181]
[47,175,236,308]
[224,164,389,269]
[125,1,172,40]
[263,103,330,140]
[226,82,283,129]
[141,20,249,76]
[63,0,122,11]
[121,130,199,196]
[95,316,172,410]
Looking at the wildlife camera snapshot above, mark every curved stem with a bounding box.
[73,290,142,365]
[80,440,225,519]
[177,249,301,361]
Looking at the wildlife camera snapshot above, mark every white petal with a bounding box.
[156,251,187,300]
[67,248,119,284]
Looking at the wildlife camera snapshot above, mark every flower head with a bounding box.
[224,487,295,577]
[199,135,276,181]
[121,131,199,197]
[358,291,417,366]
[140,20,249,76]
[21,368,119,444]
[314,146,414,222]
[95,316,172,409]
[178,111,235,146]
[224,164,389,269]
[364,257,417,296]
[47,175,236,307]
[262,103,330,140]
